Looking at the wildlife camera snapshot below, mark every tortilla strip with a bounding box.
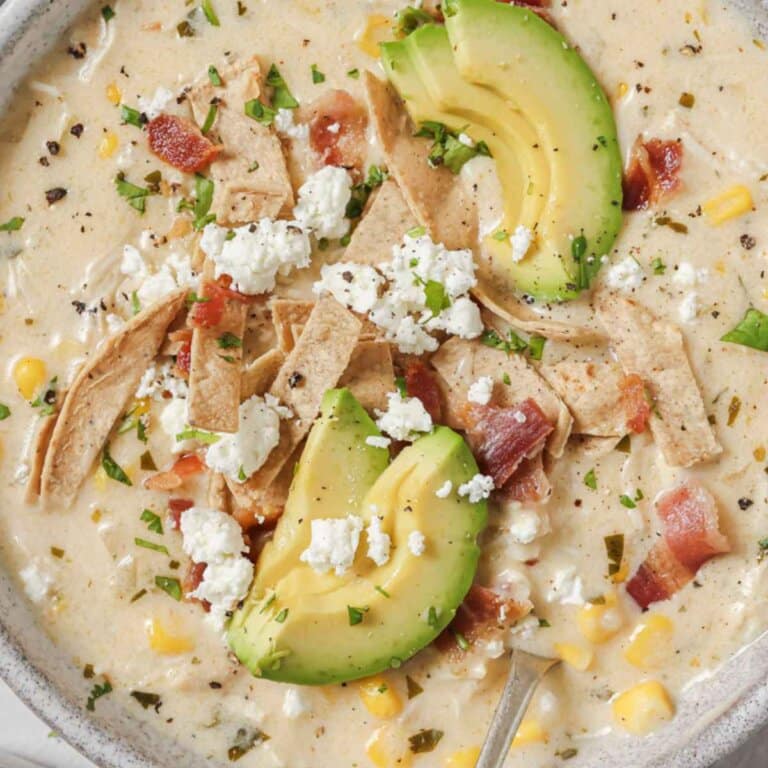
[188,58,293,224]
[338,340,395,413]
[25,412,59,503]
[40,289,187,505]
[241,348,285,400]
[431,337,572,458]
[226,296,362,511]
[344,179,418,267]
[187,280,247,433]
[271,299,314,353]
[208,472,230,513]
[595,293,721,468]
[363,71,477,251]
[540,360,627,438]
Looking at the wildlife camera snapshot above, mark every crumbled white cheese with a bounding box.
[205,395,283,482]
[605,256,644,292]
[300,515,363,576]
[274,108,309,140]
[313,262,384,314]
[121,244,148,279]
[19,562,54,603]
[105,314,124,333]
[293,166,352,240]
[435,480,453,498]
[136,361,188,401]
[138,229,154,251]
[388,315,441,355]
[508,509,545,545]
[366,516,391,566]
[509,225,534,263]
[375,391,433,442]
[425,296,483,339]
[678,291,700,323]
[468,375,494,405]
[408,530,426,556]
[138,86,175,120]
[458,473,495,503]
[546,566,586,606]
[365,435,391,450]
[457,132,474,147]
[673,261,709,287]
[137,266,177,307]
[180,506,249,565]
[191,558,255,631]
[264,393,294,420]
[200,220,311,296]
[160,398,196,453]
[282,687,311,719]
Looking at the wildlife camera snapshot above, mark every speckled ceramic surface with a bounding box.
[0,1,766,766]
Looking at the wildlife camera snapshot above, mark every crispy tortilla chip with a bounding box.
[271,299,314,353]
[540,360,627,438]
[187,280,247,434]
[363,72,477,251]
[339,340,395,413]
[344,179,418,266]
[208,472,230,513]
[40,289,187,505]
[432,337,572,457]
[189,58,293,224]
[227,296,362,512]
[241,348,285,400]
[25,412,59,503]
[595,293,721,467]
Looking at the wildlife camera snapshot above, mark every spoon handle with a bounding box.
[476,650,560,768]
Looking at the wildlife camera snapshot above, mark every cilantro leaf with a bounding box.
[176,427,221,445]
[0,216,24,232]
[721,308,768,352]
[155,576,182,601]
[201,0,220,26]
[101,444,132,486]
[208,65,222,86]
[395,6,433,37]
[217,332,242,349]
[140,509,163,534]
[115,173,151,214]
[310,64,325,84]
[423,280,451,317]
[244,98,276,126]
[134,537,169,555]
[265,64,298,109]
[192,174,215,230]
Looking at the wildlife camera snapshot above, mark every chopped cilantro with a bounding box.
[192,173,216,230]
[395,6,433,37]
[208,65,222,86]
[310,64,325,84]
[186,291,211,307]
[619,493,637,509]
[651,256,667,275]
[423,280,451,317]
[615,434,632,453]
[201,102,218,134]
[274,608,289,623]
[571,234,593,290]
[502,372,511,385]
[176,427,221,444]
[395,376,407,397]
[347,605,368,625]
[584,468,597,490]
[86,680,113,712]
[217,332,242,349]
[453,630,469,651]
[101,5,115,22]
[30,376,57,416]
[115,173,151,214]
[0,403,10,420]
[347,68,360,79]
[201,0,220,26]
[135,537,169,555]
[130,290,141,315]
[527,334,546,361]
[375,585,390,598]
[480,328,528,355]
[604,534,625,576]
[130,691,162,711]
[345,165,389,220]
[140,451,157,471]
[493,229,509,241]
[155,575,182,601]
[407,225,426,238]
[406,675,423,698]
[237,465,247,481]
[721,308,768,352]
[0,216,24,232]
[228,727,270,762]
[265,64,298,109]
[120,104,145,129]
[538,618,551,628]
[244,98,276,126]
[408,729,443,754]
[101,443,132,486]
[140,509,163,534]
[415,121,490,174]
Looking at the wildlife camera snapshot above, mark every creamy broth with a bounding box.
[0,1,766,767]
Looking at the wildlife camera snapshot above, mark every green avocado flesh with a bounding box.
[380,0,623,301]
[227,389,487,685]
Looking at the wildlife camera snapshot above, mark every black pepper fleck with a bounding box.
[738,497,754,510]
[45,187,67,205]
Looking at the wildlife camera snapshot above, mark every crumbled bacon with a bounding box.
[147,114,221,174]
[498,454,551,504]
[462,399,553,488]
[183,561,210,611]
[189,279,251,329]
[167,497,195,530]
[307,90,368,171]
[619,373,652,434]
[145,454,206,491]
[405,360,443,423]
[622,137,684,211]
[176,340,192,377]
[626,482,730,609]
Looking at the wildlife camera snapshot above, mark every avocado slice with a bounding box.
[228,394,487,685]
[380,1,623,301]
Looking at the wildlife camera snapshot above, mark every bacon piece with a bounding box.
[619,373,651,434]
[167,497,195,530]
[189,279,250,329]
[175,340,192,378]
[183,561,210,611]
[626,482,730,609]
[145,453,205,491]
[405,360,443,423]
[462,399,553,488]
[307,90,368,171]
[622,137,683,211]
[498,454,551,504]
[147,114,221,174]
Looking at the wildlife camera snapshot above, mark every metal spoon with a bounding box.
[477,649,561,768]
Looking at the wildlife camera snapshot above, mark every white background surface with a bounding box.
[0,678,765,767]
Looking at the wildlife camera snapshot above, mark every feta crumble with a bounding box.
[508,509,546,545]
[673,261,709,287]
[424,296,483,338]
[408,530,426,556]
[293,166,352,239]
[375,391,433,442]
[19,561,54,603]
[605,256,644,292]
[366,516,391,566]
[678,291,700,323]
[190,558,255,631]
[435,480,453,498]
[313,263,384,314]
[546,565,586,606]
[458,473,495,503]
[136,361,188,401]
[468,375,494,405]
[300,515,363,576]
[180,506,249,565]
[160,398,195,453]
[138,86,175,120]
[365,435,392,449]
[509,224,534,263]
[274,108,309,141]
[204,395,283,482]
[200,220,311,295]
[282,687,311,719]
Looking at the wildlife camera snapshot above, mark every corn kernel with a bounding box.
[13,356,46,400]
[702,185,753,225]
[616,82,629,99]
[624,614,674,669]
[713,259,726,274]
[553,642,593,671]
[106,82,122,105]
[365,725,411,768]
[611,559,630,584]
[146,618,194,655]
[359,676,403,719]
[357,14,391,58]
[98,131,119,159]
[444,746,480,767]
[512,719,548,747]
[91,509,103,523]
[612,681,675,735]
[754,446,766,462]
[577,593,623,644]
[92,466,108,492]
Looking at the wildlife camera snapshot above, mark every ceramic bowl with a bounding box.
[0,1,766,765]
